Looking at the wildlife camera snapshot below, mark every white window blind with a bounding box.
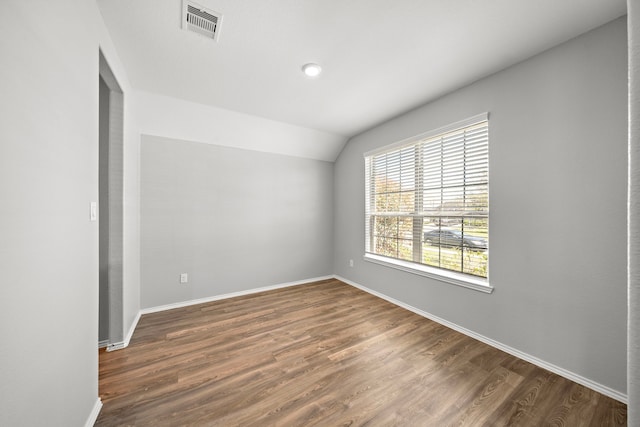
[365,114,489,280]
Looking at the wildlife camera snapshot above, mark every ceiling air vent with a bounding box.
[182,0,222,42]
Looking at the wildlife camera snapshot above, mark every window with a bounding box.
[364,113,489,291]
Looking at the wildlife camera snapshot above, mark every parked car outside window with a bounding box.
[423,228,487,250]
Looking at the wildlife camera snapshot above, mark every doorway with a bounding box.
[98,51,124,348]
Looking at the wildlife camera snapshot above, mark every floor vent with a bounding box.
[182,0,222,42]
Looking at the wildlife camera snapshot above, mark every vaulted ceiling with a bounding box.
[98,0,626,158]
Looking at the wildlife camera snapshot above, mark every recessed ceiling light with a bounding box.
[302,63,322,78]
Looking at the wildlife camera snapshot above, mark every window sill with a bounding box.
[363,253,493,294]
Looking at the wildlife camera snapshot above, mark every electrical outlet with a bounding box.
[349,259,354,267]
[180,273,188,284]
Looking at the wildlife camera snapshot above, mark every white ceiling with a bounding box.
[98,0,626,143]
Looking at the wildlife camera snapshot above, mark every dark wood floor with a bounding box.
[96,279,626,426]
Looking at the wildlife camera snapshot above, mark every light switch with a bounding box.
[90,202,97,222]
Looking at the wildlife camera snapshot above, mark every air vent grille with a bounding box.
[182,1,222,41]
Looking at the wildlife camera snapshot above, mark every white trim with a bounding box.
[84,398,102,427]
[98,339,109,349]
[106,341,126,352]
[124,311,141,346]
[334,274,628,404]
[364,112,489,158]
[363,253,493,294]
[105,312,141,352]
[110,276,333,352]
[140,275,334,315]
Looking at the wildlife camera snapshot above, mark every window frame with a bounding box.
[363,113,492,293]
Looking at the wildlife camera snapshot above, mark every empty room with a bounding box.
[1,0,639,426]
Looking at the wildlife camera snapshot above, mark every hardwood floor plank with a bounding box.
[97,279,626,426]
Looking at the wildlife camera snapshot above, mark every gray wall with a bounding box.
[0,1,140,425]
[99,76,111,343]
[99,54,127,346]
[334,17,628,395]
[628,0,639,423]
[0,1,100,425]
[140,135,334,309]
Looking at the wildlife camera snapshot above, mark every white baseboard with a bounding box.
[98,340,109,349]
[124,311,141,346]
[84,398,102,427]
[106,341,126,352]
[106,274,626,403]
[112,276,332,352]
[334,275,628,404]
[105,311,141,352]
[139,275,334,315]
